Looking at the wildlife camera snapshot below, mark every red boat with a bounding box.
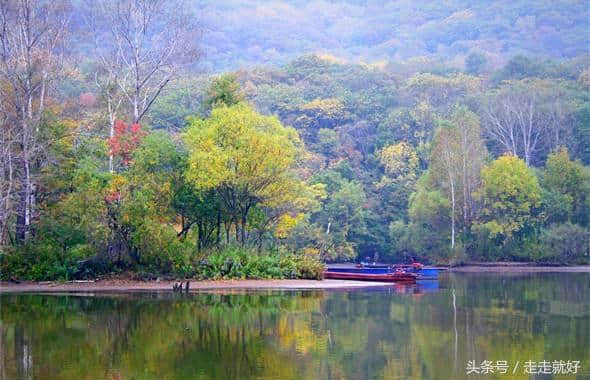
[324,271,417,283]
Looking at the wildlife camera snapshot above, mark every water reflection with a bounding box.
[1,273,589,379]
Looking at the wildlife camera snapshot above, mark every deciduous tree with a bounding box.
[541,147,590,226]
[184,103,303,245]
[474,154,542,246]
[482,79,572,166]
[87,0,200,123]
[429,108,487,249]
[0,0,71,243]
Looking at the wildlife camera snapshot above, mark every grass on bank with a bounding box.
[0,245,325,282]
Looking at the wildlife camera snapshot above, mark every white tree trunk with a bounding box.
[450,175,455,249]
[108,100,115,173]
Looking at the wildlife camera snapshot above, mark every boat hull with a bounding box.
[326,267,391,274]
[324,271,417,283]
[326,266,444,280]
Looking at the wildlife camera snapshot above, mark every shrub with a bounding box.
[0,242,92,281]
[128,221,197,277]
[1,241,326,281]
[195,246,325,280]
[540,223,590,263]
[293,253,325,280]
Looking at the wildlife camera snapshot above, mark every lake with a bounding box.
[1,272,589,379]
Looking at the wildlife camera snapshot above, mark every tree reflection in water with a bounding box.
[1,273,590,379]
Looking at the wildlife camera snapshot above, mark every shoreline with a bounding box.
[2,265,589,293]
[0,279,395,293]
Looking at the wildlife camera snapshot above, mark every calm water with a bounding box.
[1,273,590,380]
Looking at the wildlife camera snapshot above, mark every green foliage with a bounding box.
[409,182,451,229]
[129,217,196,277]
[204,74,244,112]
[539,223,590,263]
[195,247,325,280]
[5,43,590,279]
[253,83,306,117]
[0,242,93,281]
[315,128,339,156]
[148,77,209,130]
[131,131,184,176]
[404,73,481,108]
[541,147,590,226]
[540,188,573,226]
[232,54,588,263]
[406,174,452,261]
[196,1,590,70]
[300,98,349,129]
[493,55,544,81]
[378,142,419,183]
[573,104,590,164]
[474,155,542,246]
[184,102,311,246]
[465,52,487,75]
[45,138,112,253]
[184,103,300,201]
[388,220,408,256]
[377,103,436,162]
[292,251,326,280]
[304,170,368,261]
[428,108,487,249]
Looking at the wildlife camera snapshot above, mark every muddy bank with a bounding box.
[0,278,397,293]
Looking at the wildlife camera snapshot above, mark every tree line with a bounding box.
[0,0,326,279]
[0,1,589,281]
[233,54,590,263]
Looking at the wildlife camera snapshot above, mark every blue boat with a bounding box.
[413,268,441,280]
[393,264,445,280]
[326,263,445,281]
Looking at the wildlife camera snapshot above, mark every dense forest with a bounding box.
[194,0,589,70]
[1,0,589,280]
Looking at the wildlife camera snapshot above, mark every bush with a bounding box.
[540,223,590,263]
[195,246,325,280]
[136,230,197,278]
[293,253,325,280]
[1,241,326,281]
[0,242,92,281]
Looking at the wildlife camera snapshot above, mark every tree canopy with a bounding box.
[184,103,307,245]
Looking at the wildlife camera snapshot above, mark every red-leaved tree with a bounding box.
[108,120,146,167]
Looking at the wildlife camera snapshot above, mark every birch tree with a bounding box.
[453,107,487,227]
[87,0,200,126]
[0,0,70,243]
[430,107,488,249]
[431,125,460,248]
[93,61,125,173]
[0,113,16,244]
[483,79,570,166]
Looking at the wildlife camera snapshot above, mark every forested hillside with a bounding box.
[195,0,589,70]
[233,54,590,262]
[1,0,589,281]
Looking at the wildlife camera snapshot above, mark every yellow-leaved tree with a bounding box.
[474,154,542,248]
[184,103,311,245]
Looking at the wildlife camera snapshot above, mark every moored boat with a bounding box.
[327,266,391,274]
[328,263,445,281]
[392,264,444,280]
[324,271,417,283]
[357,262,390,269]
